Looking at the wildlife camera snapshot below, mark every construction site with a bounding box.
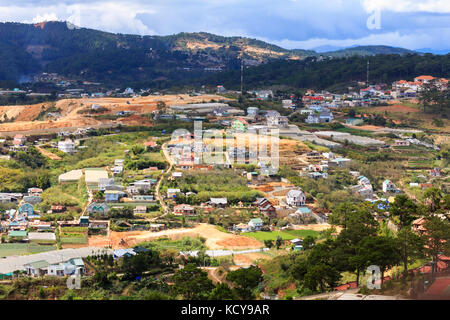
[0,94,229,136]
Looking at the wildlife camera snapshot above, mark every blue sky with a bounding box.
[0,0,449,52]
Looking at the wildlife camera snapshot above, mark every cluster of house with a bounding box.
[0,247,113,278]
[94,175,156,205]
[296,76,446,109]
[167,194,229,216]
[392,75,448,98]
[166,133,232,170]
[230,109,289,132]
[58,127,94,138]
[350,174,401,202]
[299,151,351,180]
[300,88,389,109]
[408,168,443,189]
[233,218,264,233]
[25,257,85,277]
[0,196,58,243]
[159,102,244,123]
[0,134,29,152]
[0,186,44,206]
[0,132,88,155]
[351,175,375,200]
[300,105,334,124]
[0,186,43,206]
[52,85,143,99]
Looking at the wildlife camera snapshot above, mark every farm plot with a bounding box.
[0,243,56,257]
[59,227,88,245]
[244,230,319,241]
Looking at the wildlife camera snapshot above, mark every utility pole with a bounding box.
[366,60,370,87]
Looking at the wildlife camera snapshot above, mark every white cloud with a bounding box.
[270,27,450,50]
[361,0,450,13]
[0,2,155,35]
[0,1,448,51]
[29,12,60,23]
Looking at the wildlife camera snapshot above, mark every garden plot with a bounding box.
[59,227,88,245]
[0,243,56,257]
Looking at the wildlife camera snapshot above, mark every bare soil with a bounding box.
[0,94,229,135]
[88,223,263,250]
[372,105,420,113]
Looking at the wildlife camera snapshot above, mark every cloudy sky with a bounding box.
[0,0,449,52]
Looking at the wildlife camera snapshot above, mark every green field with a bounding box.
[245,230,319,241]
[59,227,88,244]
[0,243,56,257]
[60,236,88,244]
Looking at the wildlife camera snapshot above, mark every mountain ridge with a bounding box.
[0,21,429,84]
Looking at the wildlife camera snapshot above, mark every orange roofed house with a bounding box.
[12,134,27,150]
[414,75,436,84]
[173,204,195,216]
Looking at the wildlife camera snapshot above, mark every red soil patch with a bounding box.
[216,237,263,249]
[233,253,271,266]
[372,105,420,113]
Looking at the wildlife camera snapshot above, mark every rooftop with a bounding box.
[0,247,112,274]
[28,232,56,241]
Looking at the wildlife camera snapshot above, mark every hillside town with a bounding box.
[0,68,448,302]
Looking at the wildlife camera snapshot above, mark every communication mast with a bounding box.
[366,60,370,87]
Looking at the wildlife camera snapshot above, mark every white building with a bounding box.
[382,180,399,193]
[266,110,281,127]
[286,188,306,207]
[247,107,259,116]
[111,166,123,175]
[167,188,181,199]
[58,139,76,154]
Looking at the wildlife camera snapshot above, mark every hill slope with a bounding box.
[0,21,423,85]
[192,54,450,92]
[323,45,417,57]
[0,21,311,83]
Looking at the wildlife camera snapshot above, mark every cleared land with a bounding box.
[372,104,421,113]
[0,94,229,135]
[88,223,263,250]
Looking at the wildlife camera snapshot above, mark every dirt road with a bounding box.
[36,146,62,160]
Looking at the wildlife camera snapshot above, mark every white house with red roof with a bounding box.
[414,75,436,84]
[13,134,26,148]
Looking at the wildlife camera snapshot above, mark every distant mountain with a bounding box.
[416,48,450,55]
[161,32,315,61]
[0,21,312,84]
[0,21,432,86]
[322,45,418,57]
[312,45,345,53]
